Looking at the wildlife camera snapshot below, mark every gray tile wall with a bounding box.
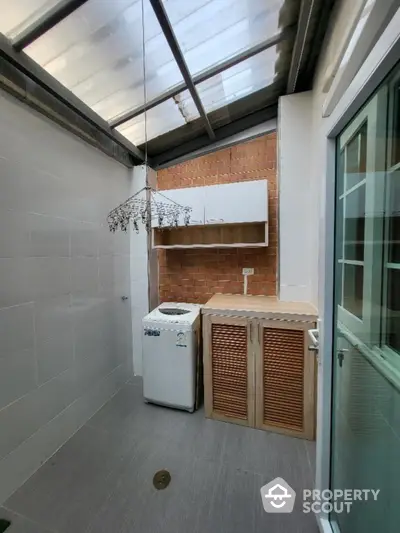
[0,90,134,503]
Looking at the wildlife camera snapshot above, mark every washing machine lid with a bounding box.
[143,302,202,325]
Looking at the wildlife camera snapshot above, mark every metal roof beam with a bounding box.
[148,0,215,140]
[110,82,186,129]
[13,0,90,51]
[194,28,293,85]
[286,0,317,94]
[0,34,146,164]
[155,118,277,170]
[110,28,291,129]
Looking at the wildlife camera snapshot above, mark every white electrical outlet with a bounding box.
[242,268,254,275]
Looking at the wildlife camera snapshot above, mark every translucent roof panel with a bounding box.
[178,47,278,116]
[116,97,200,145]
[24,0,184,122]
[162,0,285,76]
[0,0,62,40]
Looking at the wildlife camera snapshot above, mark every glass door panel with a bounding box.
[331,66,400,533]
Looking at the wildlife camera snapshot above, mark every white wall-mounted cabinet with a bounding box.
[153,187,205,227]
[152,179,268,228]
[152,179,269,249]
[204,180,268,225]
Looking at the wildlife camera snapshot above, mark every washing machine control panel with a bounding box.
[144,328,160,336]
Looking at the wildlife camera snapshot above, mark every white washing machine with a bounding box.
[142,302,201,412]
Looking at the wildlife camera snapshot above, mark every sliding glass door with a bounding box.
[330,64,400,532]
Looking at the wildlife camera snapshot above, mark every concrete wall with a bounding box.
[0,90,133,503]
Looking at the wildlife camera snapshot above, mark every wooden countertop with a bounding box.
[202,294,318,321]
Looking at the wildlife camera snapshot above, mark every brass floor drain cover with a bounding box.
[153,469,171,490]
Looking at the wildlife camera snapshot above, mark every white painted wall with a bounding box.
[277,0,387,310]
[278,92,315,304]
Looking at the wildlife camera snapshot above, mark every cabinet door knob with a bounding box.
[121,296,129,301]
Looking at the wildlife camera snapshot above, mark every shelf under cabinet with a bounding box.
[152,222,268,249]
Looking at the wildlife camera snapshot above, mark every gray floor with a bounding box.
[1,378,318,533]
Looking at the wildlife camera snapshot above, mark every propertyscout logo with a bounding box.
[261,478,296,513]
[260,478,380,514]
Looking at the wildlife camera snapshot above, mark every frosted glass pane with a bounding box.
[0,0,61,40]
[162,0,284,76]
[24,0,184,122]
[179,47,278,115]
[116,97,199,145]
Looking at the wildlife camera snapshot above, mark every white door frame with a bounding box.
[315,8,400,533]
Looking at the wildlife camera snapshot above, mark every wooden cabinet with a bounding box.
[202,295,317,440]
[203,315,255,427]
[255,319,316,439]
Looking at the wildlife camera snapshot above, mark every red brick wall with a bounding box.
[157,133,278,304]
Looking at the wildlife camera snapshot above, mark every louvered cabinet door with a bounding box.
[255,320,316,439]
[203,315,255,427]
